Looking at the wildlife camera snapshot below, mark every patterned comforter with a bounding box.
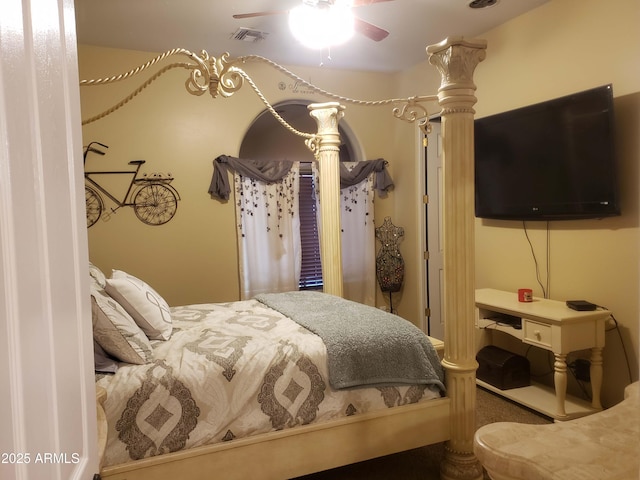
[96,299,443,467]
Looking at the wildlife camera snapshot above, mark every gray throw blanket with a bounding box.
[255,291,445,392]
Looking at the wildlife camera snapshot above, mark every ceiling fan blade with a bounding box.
[353,17,389,41]
[352,0,394,6]
[233,0,394,18]
[233,11,288,19]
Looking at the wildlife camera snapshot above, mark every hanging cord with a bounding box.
[602,312,634,384]
[522,221,547,298]
[524,344,555,379]
[546,221,551,297]
[567,311,633,401]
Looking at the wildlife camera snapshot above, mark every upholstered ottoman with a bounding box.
[474,381,639,480]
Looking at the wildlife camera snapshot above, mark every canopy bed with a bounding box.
[84,36,487,480]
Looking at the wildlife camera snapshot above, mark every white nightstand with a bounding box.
[475,288,610,420]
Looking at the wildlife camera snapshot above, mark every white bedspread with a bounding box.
[96,299,442,467]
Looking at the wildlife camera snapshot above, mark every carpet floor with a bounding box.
[293,386,552,480]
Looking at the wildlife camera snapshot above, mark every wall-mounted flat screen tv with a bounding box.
[474,84,620,221]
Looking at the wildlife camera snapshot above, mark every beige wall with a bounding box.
[473,0,639,406]
[79,46,401,307]
[388,0,639,405]
[464,0,640,405]
[80,0,639,405]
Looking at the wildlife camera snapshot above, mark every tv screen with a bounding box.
[474,85,620,221]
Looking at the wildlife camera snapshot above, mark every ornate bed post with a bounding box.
[308,102,345,297]
[426,37,486,480]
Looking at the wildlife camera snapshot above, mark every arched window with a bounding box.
[240,101,359,292]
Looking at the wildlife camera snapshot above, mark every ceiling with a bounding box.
[74,0,548,73]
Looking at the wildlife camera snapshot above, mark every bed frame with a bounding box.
[91,36,487,480]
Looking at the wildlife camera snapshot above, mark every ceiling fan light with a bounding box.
[289,3,355,50]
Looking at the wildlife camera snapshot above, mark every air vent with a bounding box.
[468,0,498,8]
[231,28,269,43]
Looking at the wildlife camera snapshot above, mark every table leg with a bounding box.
[554,353,568,418]
[590,347,603,409]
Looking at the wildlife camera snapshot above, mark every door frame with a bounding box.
[416,118,444,339]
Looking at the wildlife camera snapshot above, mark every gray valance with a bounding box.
[339,158,393,195]
[209,155,296,200]
[210,155,394,200]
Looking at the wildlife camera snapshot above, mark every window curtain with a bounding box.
[210,156,301,299]
[312,159,393,306]
[210,156,393,303]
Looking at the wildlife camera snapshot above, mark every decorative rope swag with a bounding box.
[79,37,488,479]
[80,49,436,136]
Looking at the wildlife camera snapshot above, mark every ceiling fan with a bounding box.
[233,0,393,42]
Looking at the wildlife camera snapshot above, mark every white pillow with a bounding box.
[91,286,154,365]
[105,270,172,341]
[89,262,107,289]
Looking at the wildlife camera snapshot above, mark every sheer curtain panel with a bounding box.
[235,165,301,298]
[312,160,392,305]
[210,156,302,299]
[340,164,376,305]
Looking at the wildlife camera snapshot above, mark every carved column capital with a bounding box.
[307,102,345,157]
[427,37,487,113]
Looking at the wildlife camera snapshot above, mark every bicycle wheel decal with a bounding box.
[133,184,178,225]
[85,186,103,228]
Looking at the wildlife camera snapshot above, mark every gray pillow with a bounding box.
[94,339,119,373]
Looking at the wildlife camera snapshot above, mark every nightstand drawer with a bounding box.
[523,320,552,347]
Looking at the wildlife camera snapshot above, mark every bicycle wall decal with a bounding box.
[83,141,180,227]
